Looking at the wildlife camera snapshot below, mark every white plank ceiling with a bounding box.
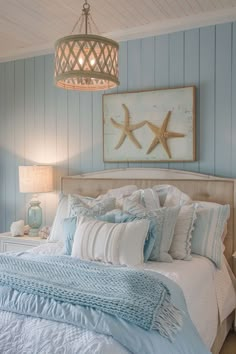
[0,0,236,62]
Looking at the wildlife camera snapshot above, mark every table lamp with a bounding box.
[19,166,53,236]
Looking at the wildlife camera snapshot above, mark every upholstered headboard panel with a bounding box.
[61,168,236,269]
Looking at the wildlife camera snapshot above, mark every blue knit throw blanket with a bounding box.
[0,254,182,340]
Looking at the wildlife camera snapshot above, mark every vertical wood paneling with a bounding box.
[169,32,185,171]
[35,56,46,225]
[199,26,215,175]
[24,58,35,219]
[5,62,15,231]
[154,34,169,169]
[215,23,232,177]
[184,29,200,172]
[0,64,6,232]
[127,39,142,168]
[232,23,236,177]
[14,60,25,221]
[79,92,93,172]
[44,54,57,226]
[141,36,156,168]
[92,91,105,171]
[0,22,236,231]
[56,88,68,190]
[116,41,129,169]
[68,91,80,175]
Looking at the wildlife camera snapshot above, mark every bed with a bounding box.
[0,167,235,354]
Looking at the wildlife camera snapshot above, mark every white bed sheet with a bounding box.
[136,255,236,349]
[27,243,236,350]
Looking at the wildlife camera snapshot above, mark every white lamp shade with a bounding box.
[19,166,53,193]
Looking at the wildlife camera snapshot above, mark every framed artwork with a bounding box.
[103,86,196,162]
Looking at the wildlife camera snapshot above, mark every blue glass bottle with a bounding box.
[28,200,42,236]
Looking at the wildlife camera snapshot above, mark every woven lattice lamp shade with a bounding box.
[55,34,119,91]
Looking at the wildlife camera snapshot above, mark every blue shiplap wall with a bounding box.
[0,22,236,231]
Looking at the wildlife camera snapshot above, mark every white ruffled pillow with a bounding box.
[169,204,197,260]
[72,216,149,266]
[191,201,230,268]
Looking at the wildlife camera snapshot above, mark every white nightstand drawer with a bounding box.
[0,232,46,253]
[2,241,36,253]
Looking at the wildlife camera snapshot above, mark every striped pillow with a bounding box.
[191,202,230,268]
[72,216,149,266]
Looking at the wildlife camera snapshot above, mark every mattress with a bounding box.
[28,242,236,350]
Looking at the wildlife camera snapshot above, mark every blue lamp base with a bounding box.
[29,228,40,237]
[28,198,42,237]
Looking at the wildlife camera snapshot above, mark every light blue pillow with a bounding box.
[191,203,230,268]
[63,216,77,255]
[98,210,156,262]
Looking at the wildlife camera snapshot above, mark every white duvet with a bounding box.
[1,242,235,352]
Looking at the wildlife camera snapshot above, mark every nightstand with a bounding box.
[0,232,46,253]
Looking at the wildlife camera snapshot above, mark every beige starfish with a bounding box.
[110,104,146,149]
[146,111,185,158]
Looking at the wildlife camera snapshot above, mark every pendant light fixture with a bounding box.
[54,0,119,91]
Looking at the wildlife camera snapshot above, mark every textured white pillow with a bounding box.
[169,204,197,260]
[104,185,138,208]
[123,188,160,211]
[49,194,68,242]
[72,216,149,266]
[68,194,116,218]
[152,185,191,207]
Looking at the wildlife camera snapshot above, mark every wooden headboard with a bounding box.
[61,168,236,270]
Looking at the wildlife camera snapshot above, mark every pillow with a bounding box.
[49,194,68,242]
[71,216,149,266]
[103,185,138,208]
[148,207,180,262]
[68,194,116,218]
[123,200,180,262]
[98,210,158,262]
[123,188,160,211]
[152,185,191,207]
[191,202,230,268]
[169,204,197,260]
[63,216,77,255]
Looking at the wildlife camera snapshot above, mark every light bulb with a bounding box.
[90,58,95,66]
[79,57,83,65]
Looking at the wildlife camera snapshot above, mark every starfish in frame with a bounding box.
[146,111,185,158]
[110,104,146,149]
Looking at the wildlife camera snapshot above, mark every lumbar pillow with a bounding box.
[71,216,149,266]
[68,194,116,219]
[169,204,197,260]
[191,202,230,268]
[98,210,158,262]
